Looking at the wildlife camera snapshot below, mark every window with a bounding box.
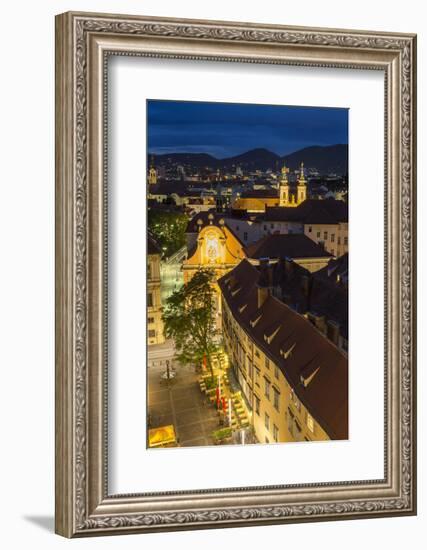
[243,231,248,241]
[274,365,279,379]
[248,362,254,380]
[264,378,270,399]
[307,413,314,433]
[338,236,341,245]
[254,395,260,415]
[147,317,154,324]
[323,231,328,240]
[290,389,301,411]
[270,223,274,229]
[148,329,156,338]
[265,357,270,370]
[255,349,260,359]
[308,226,312,233]
[273,387,280,411]
[265,437,270,444]
[265,412,270,430]
[344,237,348,245]
[236,225,239,231]
[255,368,260,387]
[287,407,294,433]
[331,233,335,243]
[147,292,153,307]
[273,424,279,442]
[317,231,321,238]
[147,262,152,279]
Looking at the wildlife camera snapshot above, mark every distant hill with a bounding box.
[223,148,281,171]
[151,144,348,175]
[283,145,348,174]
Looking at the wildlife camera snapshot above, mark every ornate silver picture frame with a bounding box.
[55,11,417,537]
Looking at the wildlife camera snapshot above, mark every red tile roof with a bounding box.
[218,259,348,439]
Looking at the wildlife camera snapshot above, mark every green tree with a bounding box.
[147,210,189,257]
[162,268,218,379]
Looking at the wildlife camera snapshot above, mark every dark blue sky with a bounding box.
[147,100,348,158]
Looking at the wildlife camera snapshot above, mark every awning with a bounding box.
[148,425,177,448]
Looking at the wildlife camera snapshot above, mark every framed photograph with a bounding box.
[55,11,417,537]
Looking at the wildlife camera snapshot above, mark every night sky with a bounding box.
[147,100,348,158]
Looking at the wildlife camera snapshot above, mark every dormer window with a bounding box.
[264,325,281,344]
[300,366,320,387]
[250,314,262,327]
[280,342,296,360]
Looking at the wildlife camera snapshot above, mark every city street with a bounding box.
[148,361,220,447]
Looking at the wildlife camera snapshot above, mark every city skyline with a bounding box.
[147,99,348,158]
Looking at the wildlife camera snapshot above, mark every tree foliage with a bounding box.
[162,269,218,377]
[147,210,188,257]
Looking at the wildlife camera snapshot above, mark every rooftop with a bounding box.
[218,259,348,439]
[244,233,332,260]
[264,198,348,224]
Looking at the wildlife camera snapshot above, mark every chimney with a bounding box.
[257,258,271,308]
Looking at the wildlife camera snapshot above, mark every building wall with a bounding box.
[304,222,348,258]
[147,252,165,346]
[221,298,330,444]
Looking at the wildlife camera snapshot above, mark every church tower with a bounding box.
[279,163,290,207]
[148,156,157,185]
[297,162,307,204]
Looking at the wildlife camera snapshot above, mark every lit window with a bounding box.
[255,395,260,415]
[307,413,314,433]
[264,378,271,399]
[273,388,280,411]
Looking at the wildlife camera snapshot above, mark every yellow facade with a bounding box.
[304,221,348,258]
[148,166,157,185]
[182,219,246,316]
[183,219,245,281]
[222,298,329,443]
[279,162,307,207]
[147,250,165,345]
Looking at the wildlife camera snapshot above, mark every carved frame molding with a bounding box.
[55,12,416,537]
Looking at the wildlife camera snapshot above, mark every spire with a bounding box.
[280,162,289,185]
[296,161,307,204]
[148,155,157,185]
[298,162,306,186]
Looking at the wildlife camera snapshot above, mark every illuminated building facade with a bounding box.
[147,234,165,346]
[219,259,348,443]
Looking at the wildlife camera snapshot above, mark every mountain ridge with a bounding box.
[150,144,348,174]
